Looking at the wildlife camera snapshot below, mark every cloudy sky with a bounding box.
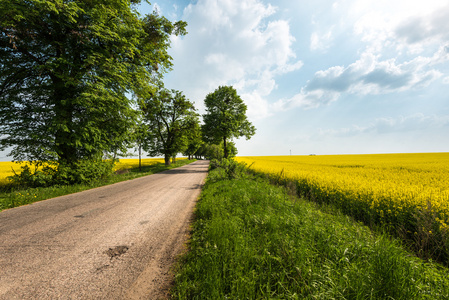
[137,0,449,156]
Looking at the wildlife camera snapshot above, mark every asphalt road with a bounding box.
[0,160,209,299]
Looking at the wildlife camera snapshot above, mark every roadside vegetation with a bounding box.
[0,159,195,212]
[172,159,449,299]
[236,154,449,266]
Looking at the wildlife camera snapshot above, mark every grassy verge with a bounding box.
[172,160,449,299]
[0,159,196,212]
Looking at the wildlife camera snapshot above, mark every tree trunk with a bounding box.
[164,153,171,166]
[53,77,76,165]
[139,144,142,171]
[223,136,228,159]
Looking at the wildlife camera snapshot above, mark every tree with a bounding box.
[202,86,256,159]
[0,1,186,182]
[141,88,199,166]
[196,142,237,160]
[224,140,238,158]
[194,143,207,160]
[205,144,223,160]
[183,121,202,160]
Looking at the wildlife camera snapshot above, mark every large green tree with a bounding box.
[141,88,199,166]
[0,0,186,178]
[202,86,256,158]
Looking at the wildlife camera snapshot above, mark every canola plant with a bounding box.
[114,158,166,171]
[0,158,167,185]
[236,153,449,252]
[0,161,27,185]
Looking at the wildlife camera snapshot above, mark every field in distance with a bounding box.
[0,158,169,186]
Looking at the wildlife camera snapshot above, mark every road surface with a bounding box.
[0,160,209,299]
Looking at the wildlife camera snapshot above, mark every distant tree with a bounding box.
[183,120,202,160]
[0,1,186,183]
[194,143,207,160]
[191,142,236,160]
[205,144,224,160]
[141,88,199,166]
[202,86,256,159]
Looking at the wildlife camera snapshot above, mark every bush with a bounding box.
[53,159,114,185]
[8,159,114,187]
[8,164,54,188]
[208,159,220,171]
[208,158,247,181]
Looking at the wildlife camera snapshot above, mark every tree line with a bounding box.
[0,0,255,186]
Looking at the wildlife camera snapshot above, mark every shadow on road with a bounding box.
[162,161,210,175]
[165,168,208,174]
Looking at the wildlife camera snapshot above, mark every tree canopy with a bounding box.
[183,120,202,160]
[0,0,186,180]
[140,88,198,165]
[202,86,256,158]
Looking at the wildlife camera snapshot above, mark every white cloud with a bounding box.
[310,30,333,52]
[165,0,302,119]
[152,3,162,14]
[394,4,449,46]
[346,0,449,55]
[268,0,449,112]
[273,89,339,111]
[275,60,304,75]
[275,48,445,110]
[241,92,272,120]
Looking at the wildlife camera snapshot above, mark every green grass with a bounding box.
[172,163,449,299]
[0,159,196,212]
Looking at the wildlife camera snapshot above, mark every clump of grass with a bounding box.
[172,163,449,299]
[0,159,196,211]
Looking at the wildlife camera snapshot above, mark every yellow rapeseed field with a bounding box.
[236,153,449,242]
[114,158,166,171]
[0,158,168,186]
[0,161,27,185]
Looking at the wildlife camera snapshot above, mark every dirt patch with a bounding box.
[115,169,130,175]
[105,245,129,259]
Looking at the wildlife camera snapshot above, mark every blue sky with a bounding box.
[139,0,449,156]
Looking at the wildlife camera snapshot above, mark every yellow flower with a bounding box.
[236,153,449,236]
